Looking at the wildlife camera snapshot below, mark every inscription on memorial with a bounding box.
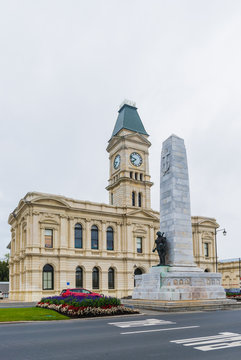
[161,148,170,174]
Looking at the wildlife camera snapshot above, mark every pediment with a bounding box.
[32,197,70,209]
[124,133,151,145]
[107,132,150,151]
[133,224,147,234]
[40,217,59,225]
[202,231,213,238]
[197,220,218,228]
[126,209,159,221]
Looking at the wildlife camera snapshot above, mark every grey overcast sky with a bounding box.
[0,0,241,260]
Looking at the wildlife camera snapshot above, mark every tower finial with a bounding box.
[119,99,136,110]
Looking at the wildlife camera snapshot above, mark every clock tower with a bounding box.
[106,100,153,208]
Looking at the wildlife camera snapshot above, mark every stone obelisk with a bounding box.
[160,135,199,270]
[133,134,226,301]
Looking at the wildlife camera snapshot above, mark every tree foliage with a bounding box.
[0,254,9,281]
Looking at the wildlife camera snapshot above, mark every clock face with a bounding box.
[130,152,143,167]
[113,154,121,169]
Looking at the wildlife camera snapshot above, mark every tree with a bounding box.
[0,254,9,281]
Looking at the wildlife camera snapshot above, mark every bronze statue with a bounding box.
[152,231,167,266]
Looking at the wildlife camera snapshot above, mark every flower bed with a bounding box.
[226,292,241,301]
[36,295,139,318]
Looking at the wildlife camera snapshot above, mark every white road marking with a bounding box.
[121,325,200,335]
[171,332,241,351]
[171,332,236,344]
[108,318,175,328]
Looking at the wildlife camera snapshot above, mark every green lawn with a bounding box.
[0,307,69,322]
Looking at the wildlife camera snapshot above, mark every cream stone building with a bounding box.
[218,259,241,289]
[8,101,218,301]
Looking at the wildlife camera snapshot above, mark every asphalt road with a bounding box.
[0,301,36,308]
[1,309,241,360]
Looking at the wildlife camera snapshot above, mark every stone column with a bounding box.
[85,219,91,255]
[116,222,121,253]
[101,221,106,255]
[60,215,68,250]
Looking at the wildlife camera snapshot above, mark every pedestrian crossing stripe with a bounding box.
[171,332,241,351]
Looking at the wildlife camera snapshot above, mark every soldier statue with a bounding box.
[152,231,167,266]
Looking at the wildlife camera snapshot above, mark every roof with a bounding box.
[111,102,148,138]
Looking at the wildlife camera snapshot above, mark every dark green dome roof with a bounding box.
[111,103,148,138]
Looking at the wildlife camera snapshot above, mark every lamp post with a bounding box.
[215,228,227,272]
[239,258,241,291]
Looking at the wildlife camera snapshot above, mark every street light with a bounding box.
[215,228,227,272]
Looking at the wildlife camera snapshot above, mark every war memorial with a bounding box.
[131,135,236,310]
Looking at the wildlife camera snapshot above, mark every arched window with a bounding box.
[140,173,143,181]
[138,192,142,207]
[134,268,143,287]
[107,226,114,250]
[135,172,138,180]
[130,172,133,178]
[132,191,136,206]
[91,225,98,249]
[76,266,83,287]
[108,268,115,289]
[204,268,209,273]
[92,267,99,289]
[74,223,82,248]
[43,264,54,290]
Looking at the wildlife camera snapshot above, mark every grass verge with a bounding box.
[0,307,69,322]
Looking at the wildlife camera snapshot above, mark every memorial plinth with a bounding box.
[133,135,226,301]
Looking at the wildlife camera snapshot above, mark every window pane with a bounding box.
[204,243,209,257]
[43,264,53,290]
[75,224,82,249]
[138,193,142,207]
[107,227,114,250]
[45,229,53,248]
[136,237,142,253]
[132,192,135,206]
[76,267,83,288]
[92,267,99,289]
[108,268,114,289]
[91,226,98,249]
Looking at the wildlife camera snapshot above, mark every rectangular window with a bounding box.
[204,242,209,257]
[136,237,142,253]
[45,229,53,248]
